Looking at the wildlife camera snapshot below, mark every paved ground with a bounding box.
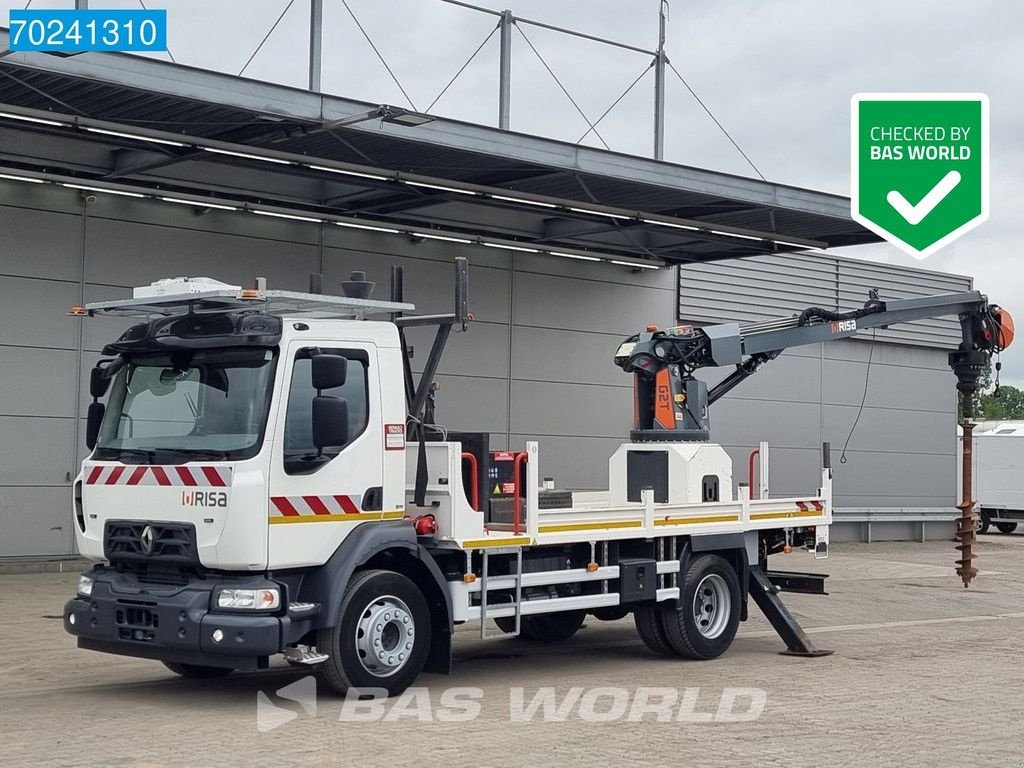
[2,535,1023,768]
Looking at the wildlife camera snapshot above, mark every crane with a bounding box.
[615,290,1014,587]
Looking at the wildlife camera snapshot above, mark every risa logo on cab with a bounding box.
[181,491,228,508]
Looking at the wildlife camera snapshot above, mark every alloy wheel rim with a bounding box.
[354,594,415,677]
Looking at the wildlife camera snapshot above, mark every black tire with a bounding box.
[995,522,1018,534]
[633,605,674,656]
[316,569,431,697]
[977,512,990,534]
[520,610,586,641]
[162,661,234,679]
[493,615,518,634]
[591,606,630,622]
[660,554,741,660]
[494,611,586,641]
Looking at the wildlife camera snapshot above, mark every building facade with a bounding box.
[0,181,969,556]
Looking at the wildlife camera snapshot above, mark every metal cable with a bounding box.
[515,25,610,151]
[667,60,766,180]
[576,61,654,145]
[839,330,876,464]
[426,21,500,114]
[138,0,176,63]
[238,0,297,77]
[340,0,419,110]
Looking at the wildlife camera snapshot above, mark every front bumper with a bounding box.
[63,567,289,671]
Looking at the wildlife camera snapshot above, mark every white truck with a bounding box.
[967,424,1024,534]
[63,261,1011,694]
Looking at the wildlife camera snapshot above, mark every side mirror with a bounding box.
[89,366,110,399]
[312,396,349,449]
[312,354,347,391]
[85,402,105,450]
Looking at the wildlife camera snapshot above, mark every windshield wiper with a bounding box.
[111,448,158,464]
[107,447,231,463]
[156,448,232,461]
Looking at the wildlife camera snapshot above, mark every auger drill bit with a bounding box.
[956,417,978,588]
[950,349,988,588]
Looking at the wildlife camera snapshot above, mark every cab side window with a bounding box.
[283,348,369,474]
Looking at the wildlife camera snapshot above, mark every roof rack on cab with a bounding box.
[76,271,418,321]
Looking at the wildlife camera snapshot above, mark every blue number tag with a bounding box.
[8,9,167,53]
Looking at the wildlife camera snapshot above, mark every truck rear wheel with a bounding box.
[995,522,1018,534]
[659,554,741,660]
[162,661,234,679]
[495,610,586,641]
[591,606,630,622]
[316,569,430,697]
[633,605,674,656]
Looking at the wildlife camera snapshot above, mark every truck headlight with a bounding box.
[216,588,280,611]
[77,575,93,597]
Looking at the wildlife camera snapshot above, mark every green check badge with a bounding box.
[851,93,989,259]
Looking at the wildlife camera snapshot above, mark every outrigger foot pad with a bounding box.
[779,648,835,658]
[748,565,833,658]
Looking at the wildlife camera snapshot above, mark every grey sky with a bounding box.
[5,0,1023,380]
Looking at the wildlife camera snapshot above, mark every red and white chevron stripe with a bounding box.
[84,464,232,487]
[795,500,825,512]
[271,495,362,518]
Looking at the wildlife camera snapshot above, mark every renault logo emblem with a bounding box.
[140,525,155,555]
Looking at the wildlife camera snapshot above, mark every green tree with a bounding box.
[958,358,1024,421]
[978,384,1024,420]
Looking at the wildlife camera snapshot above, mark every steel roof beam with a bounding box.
[0,103,828,247]
[0,111,830,259]
[0,28,858,223]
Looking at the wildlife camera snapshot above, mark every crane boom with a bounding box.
[613,288,1015,588]
[614,289,1013,442]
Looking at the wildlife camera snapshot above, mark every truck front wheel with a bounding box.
[316,569,431,697]
[977,512,990,534]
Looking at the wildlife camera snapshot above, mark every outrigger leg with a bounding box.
[748,565,834,657]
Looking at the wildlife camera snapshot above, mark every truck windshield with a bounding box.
[93,348,277,462]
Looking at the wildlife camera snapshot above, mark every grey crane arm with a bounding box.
[614,290,1013,441]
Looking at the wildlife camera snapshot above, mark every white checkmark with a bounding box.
[886,170,962,225]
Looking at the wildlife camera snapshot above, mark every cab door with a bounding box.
[268,340,393,569]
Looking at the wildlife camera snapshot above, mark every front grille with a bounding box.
[116,606,158,628]
[132,565,192,587]
[115,603,159,642]
[104,521,199,566]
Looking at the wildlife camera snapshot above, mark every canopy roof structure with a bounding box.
[0,30,879,267]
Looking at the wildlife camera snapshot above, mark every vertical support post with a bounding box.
[653,0,668,160]
[75,0,88,8]
[309,0,323,92]
[816,441,832,559]
[498,10,513,130]
[525,441,539,540]
[758,440,770,499]
[642,488,655,535]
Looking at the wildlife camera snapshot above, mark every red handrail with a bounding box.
[461,452,480,511]
[748,448,760,500]
[512,451,529,535]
